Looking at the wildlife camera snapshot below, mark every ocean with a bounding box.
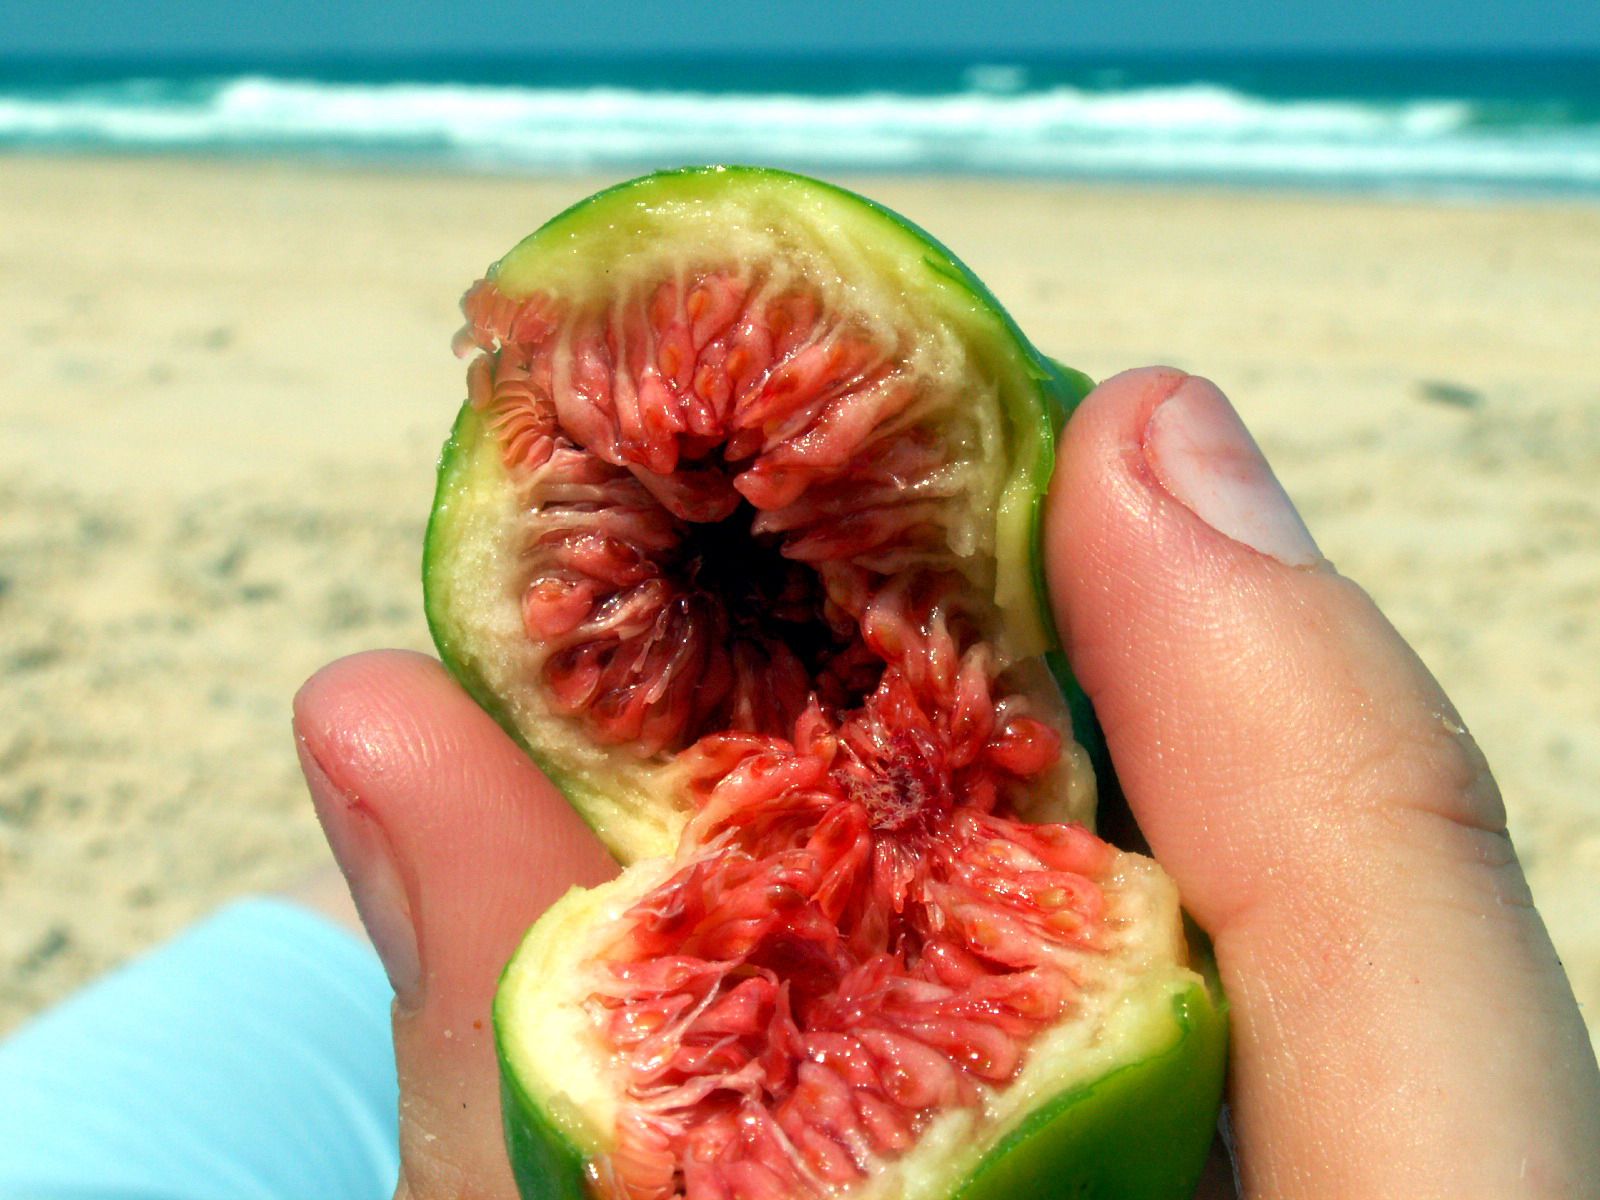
[3,52,1599,198]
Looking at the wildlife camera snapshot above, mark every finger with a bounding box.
[294,649,616,1200]
[1046,368,1600,1197]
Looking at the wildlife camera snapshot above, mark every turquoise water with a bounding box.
[4,52,1599,196]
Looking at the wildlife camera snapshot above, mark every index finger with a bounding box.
[294,649,617,1199]
[294,649,617,1012]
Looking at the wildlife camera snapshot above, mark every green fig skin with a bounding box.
[499,1041,592,1200]
[952,947,1228,1200]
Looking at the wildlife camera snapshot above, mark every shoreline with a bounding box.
[12,147,1600,211]
[2,154,1597,1044]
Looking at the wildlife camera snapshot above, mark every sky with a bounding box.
[6,0,1600,56]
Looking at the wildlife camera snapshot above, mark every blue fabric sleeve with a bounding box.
[0,898,399,1200]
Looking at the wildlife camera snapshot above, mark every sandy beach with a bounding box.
[1,155,1596,1046]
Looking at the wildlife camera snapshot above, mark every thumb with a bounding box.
[294,650,616,1200]
[1046,368,1600,1197]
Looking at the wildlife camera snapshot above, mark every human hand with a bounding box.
[293,367,1600,1200]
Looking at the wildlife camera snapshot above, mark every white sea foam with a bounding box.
[2,75,1597,192]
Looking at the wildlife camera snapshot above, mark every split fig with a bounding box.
[425,167,1226,1200]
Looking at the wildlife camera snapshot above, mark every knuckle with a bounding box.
[1355,712,1538,911]
[399,1123,477,1200]
[1347,702,1508,837]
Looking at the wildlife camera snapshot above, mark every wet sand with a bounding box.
[1,156,1597,1042]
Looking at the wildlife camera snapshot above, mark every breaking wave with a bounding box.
[3,71,1599,194]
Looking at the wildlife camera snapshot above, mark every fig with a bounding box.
[425,167,1226,1200]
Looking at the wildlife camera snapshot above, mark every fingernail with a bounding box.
[1142,375,1323,568]
[296,734,424,1009]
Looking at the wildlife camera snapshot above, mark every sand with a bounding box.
[1,157,1597,1044]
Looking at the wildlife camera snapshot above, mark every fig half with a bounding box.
[425,167,1226,1200]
